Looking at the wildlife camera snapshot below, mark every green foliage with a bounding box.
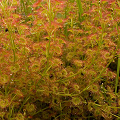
[0,0,120,119]
[9,64,20,73]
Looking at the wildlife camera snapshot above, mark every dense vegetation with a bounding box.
[0,0,120,119]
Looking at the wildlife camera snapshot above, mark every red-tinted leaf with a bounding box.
[101,0,116,3]
[33,0,42,8]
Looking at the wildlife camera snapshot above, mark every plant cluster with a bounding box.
[0,0,120,119]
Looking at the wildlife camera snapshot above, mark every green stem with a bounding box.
[10,34,16,63]
[115,57,120,94]
[115,23,120,95]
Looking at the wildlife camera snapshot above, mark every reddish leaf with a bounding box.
[101,0,116,3]
[33,0,42,8]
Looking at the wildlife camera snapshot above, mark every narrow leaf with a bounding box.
[76,0,83,22]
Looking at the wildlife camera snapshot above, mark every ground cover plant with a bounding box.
[0,0,120,119]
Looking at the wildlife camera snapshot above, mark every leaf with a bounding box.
[19,24,29,30]
[12,14,21,19]
[76,0,83,21]
[10,64,20,73]
[117,0,120,7]
[76,0,83,16]
[33,0,42,8]
[72,97,81,105]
